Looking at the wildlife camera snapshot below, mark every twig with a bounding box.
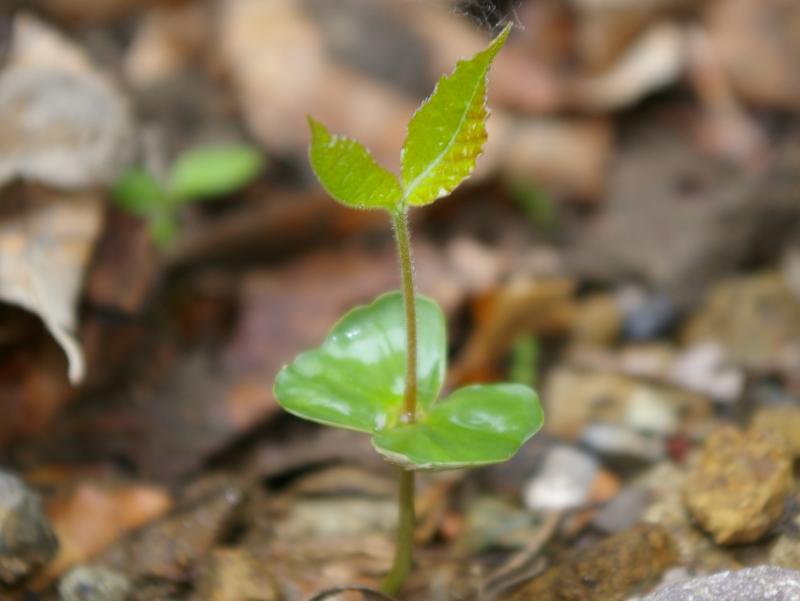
[306,585,400,601]
[478,510,563,601]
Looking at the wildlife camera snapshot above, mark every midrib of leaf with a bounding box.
[401,76,485,205]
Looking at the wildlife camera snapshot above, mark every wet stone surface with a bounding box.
[641,566,800,600]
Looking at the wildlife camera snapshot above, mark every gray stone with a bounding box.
[642,566,800,600]
[0,470,59,587]
[593,486,651,533]
[523,445,598,511]
[59,566,131,601]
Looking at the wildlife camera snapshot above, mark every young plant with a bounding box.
[112,144,264,246]
[274,25,543,595]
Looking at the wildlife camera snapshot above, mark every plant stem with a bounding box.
[381,469,416,595]
[392,209,417,423]
[381,209,418,595]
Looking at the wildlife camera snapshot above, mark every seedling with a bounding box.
[112,144,264,245]
[274,25,543,595]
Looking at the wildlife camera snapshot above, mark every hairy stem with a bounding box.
[381,209,418,595]
[392,209,417,422]
[381,469,415,595]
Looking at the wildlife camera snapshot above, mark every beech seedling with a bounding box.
[112,144,264,245]
[274,25,543,595]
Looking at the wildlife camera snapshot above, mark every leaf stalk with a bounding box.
[381,208,419,595]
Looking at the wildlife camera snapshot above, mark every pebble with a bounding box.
[622,293,677,341]
[459,497,538,552]
[0,470,59,587]
[669,342,744,404]
[59,566,131,601]
[770,533,800,570]
[524,446,599,511]
[683,271,800,372]
[544,367,708,444]
[592,487,651,534]
[641,566,800,600]
[684,426,793,544]
[638,463,737,573]
[582,423,665,464]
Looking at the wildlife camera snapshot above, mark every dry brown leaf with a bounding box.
[569,23,686,111]
[0,14,134,188]
[707,0,800,110]
[40,481,172,585]
[0,187,103,383]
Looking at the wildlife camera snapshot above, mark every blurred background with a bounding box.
[0,0,799,599]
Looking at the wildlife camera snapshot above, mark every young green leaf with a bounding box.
[401,24,510,207]
[168,144,264,203]
[274,292,446,433]
[373,383,543,470]
[112,168,166,217]
[308,117,403,211]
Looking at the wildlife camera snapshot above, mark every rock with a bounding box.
[582,423,665,465]
[194,549,280,601]
[544,368,710,441]
[502,524,678,601]
[59,565,131,601]
[683,271,800,373]
[0,470,59,587]
[621,292,677,341]
[769,533,800,570]
[684,426,793,544]
[641,566,800,601]
[639,463,737,572]
[592,487,651,534]
[669,342,744,404]
[524,446,599,512]
[752,406,800,458]
[458,497,538,553]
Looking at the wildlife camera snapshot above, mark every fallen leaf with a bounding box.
[0,14,134,188]
[40,480,171,584]
[0,185,103,383]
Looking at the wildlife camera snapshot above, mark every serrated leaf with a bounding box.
[112,168,166,217]
[400,25,510,207]
[274,292,446,433]
[308,117,403,211]
[168,144,264,203]
[373,383,543,470]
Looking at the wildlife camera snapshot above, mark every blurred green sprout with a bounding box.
[112,144,264,245]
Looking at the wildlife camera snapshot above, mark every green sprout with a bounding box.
[274,25,543,595]
[111,144,264,246]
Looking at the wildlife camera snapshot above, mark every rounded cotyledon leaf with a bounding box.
[274,291,446,434]
[373,383,543,470]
